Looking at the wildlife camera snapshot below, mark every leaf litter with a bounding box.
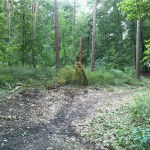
[0,86,140,150]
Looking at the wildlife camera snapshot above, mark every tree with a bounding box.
[15,0,32,66]
[75,11,92,65]
[32,0,38,68]
[6,0,11,43]
[54,0,60,70]
[136,19,141,79]
[118,0,150,79]
[0,0,149,71]
[91,0,97,71]
[59,1,73,65]
[73,0,76,59]
[0,0,6,62]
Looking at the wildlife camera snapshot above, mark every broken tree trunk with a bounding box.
[74,37,88,86]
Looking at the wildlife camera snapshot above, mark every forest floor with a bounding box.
[0,85,146,150]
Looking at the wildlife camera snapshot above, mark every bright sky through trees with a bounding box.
[59,0,88,10]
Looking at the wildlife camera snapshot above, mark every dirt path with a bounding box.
[0,86,137,150]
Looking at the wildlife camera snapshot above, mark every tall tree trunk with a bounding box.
[54,0,60,70]
[91,0,97,71]
[32,1,38,68]
[136,19,141,80]
[130,21,136,67]
[22,13,26,66]
[6,0,11,42]
[20,0,28,66]
[87,35,90,57]
[61,34,67,65]
[78,37,82,64]
[72,0,76,59]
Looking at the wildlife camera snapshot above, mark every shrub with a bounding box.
[0,65,148,88]
[142,40,150,67]
[85,69,104,85]
[0,66,54,88]
[116,127,150,150]
[0,75,16,87]
[85,69,117,85]
[130,94,150,125]
[55,65,76,85]
[85,67,138,86]
[0,66,41,81]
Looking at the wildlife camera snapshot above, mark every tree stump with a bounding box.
[74,37,88,86]
[74,62,88,86]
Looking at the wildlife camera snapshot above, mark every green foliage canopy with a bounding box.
[118,0,150,20]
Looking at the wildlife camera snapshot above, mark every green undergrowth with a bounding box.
[81,92,150,150]
[0,65,150,89]
[85,68,137,86]
[0,66,53,89]
[47,66,150,88]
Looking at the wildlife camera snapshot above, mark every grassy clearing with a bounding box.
[0,65,149,89]
[0,65,150,149]
[81,91,150,150]
[55,66,150,88]
[0,66,52,88]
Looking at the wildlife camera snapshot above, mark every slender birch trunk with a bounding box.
[91,0,97,71]
[73,0,76,59]
[54,0,60,70]
[32,1,38,68]
[136,19,141,80]
[6,0,11,42]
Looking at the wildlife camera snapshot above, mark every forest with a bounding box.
[0,0,150,150]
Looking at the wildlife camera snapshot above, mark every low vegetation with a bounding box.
[0,65,150,149]
[0,65,149,90]
[81,92,150,150]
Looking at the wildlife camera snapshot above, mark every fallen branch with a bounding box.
[9,86,21,94]
[4,81,11,90]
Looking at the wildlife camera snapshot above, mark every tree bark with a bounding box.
[32,1,38,68]
[74,38,88,86]
[136,19,141,80]
[91,0,97,71]
[6,0,11,42]
[54,0,60,70]
[130,21,136,67]
[73,0,76,58]
[20,0,28,66]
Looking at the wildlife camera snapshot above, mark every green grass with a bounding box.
[0,66,53,88]
[85,67,139,86]
[0,65,149,88]
[50,66,138,86]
